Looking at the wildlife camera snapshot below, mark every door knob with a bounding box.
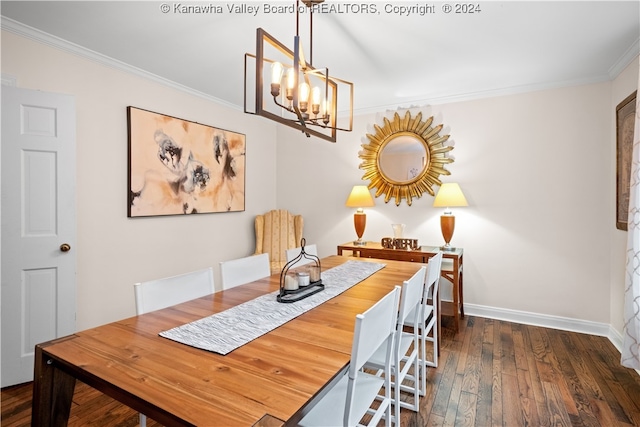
[60,243,71,252]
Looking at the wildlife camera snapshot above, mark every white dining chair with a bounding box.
[133,266,215,426]
[298,286,400,427]
[365,265,426,424]
[219,253,271,290]
[402,252,443,397]
[285,243,318,267]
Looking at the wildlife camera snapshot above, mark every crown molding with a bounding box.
[354,38,640,117]
[609,37,640,79]
[0,16,242,111]
[353,69,625,117]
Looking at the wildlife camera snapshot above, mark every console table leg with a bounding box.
[453,281,459,333]
[459,266,464,318]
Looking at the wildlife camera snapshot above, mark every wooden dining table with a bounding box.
[32,255,424,427]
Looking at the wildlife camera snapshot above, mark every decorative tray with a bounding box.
[277,280,324,303]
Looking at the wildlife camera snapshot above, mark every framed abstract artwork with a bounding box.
[127,107,245,217]
[616,91,637,231]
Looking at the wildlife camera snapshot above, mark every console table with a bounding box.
[337,241,464,333]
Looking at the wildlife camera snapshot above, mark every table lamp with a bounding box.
[433,183,467,250]
[345,185,375,246]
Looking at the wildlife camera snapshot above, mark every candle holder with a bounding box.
[277,238,324,303]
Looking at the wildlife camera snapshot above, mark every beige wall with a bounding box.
[2,30,278,329]
[2,29,638,337]
[277,58,639,335]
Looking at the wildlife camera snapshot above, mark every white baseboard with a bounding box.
[464,302,611,337]
[464,304,640,376]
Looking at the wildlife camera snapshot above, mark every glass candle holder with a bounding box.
[392,223,405,238]
[297,272,310,287]
[308,265,321,282]
[284,272,299,290]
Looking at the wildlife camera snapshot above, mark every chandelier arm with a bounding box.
[272,96,295,114]
[306,122,353,132]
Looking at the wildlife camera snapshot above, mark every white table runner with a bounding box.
[159,260,386,355]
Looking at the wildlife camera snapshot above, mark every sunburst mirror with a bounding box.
[359,110,454,206]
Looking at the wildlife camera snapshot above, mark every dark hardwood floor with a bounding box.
[3,315,640,426]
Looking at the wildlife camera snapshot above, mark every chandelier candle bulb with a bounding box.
[299,82,310,112]
[311,86,321,115]
[286,68,295,101]
[322,99,330,124]
[271,62,283,96]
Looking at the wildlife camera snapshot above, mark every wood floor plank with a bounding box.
[501,372,521,427]
[550,330,600,426]
[442,373,464,426]
[564,332,608,402]
[529,325,559,384]
[429,350,460,418]
[539,328,581,419]
[491,316,504,427]
[454,390,477,427]
[473,340,493,426]
[500,321,517,377]
[461,317,483,395]
[521,324,552,427]
[581,336,638,425]
[517,365,541,426]
[512,323,529,372]
[4,316,640,427]
[542,381,573,427]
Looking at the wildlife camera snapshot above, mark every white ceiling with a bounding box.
[2,1,639,114]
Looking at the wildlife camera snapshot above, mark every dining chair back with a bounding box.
[285,243,318,267]
[365,265,426,424]
[133,267,215,427]
[134,267,215,315]
[219,253,271,290]
[299,286,401,427]
[402,251,443,397]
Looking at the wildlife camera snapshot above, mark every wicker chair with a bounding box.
[254,209,304,275]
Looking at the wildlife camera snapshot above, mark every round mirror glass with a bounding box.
[378,133,428,183]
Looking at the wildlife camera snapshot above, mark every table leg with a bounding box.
[32,343,76,427]
[459,259,464,318]
[452,271,459,333]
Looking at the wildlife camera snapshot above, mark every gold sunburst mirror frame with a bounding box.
[359,110,455,206]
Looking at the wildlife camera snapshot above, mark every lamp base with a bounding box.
[440,214,456,252]
[353,212,367,247]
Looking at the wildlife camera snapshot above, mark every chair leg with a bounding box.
[433,317,439,368]
[422,328,427,396]
[140,413,147,427]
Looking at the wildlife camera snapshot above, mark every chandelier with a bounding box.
[244,0,353,142]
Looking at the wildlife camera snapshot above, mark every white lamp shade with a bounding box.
[345,185,375,208]
[433,183,468,207]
